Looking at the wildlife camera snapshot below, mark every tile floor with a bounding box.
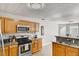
[32,43,52,56]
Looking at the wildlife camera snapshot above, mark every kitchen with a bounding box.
[0,16,42,56]
[1,3,79,56]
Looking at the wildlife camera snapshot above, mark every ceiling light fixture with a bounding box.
[27,3,45,10]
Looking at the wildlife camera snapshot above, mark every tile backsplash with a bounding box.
[56,38,79,46]
[2,32,35,39]
[1,32,41,40]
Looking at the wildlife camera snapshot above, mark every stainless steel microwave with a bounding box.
[17,25,30,32]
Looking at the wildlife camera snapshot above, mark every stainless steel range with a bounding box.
[16,37,32,56]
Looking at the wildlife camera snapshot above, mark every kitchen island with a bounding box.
[52,36,79,56]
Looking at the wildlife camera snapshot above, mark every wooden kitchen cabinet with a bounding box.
[66,46,78,56]
[0,17,39,33]
[38,38,42,51]
[0,17,16,34]
[4,18,17,33]
[35,23,39,32]
[4,46,9,56]
[29,22,39,32]
[53,43,57,56]
[29,22,35,32]
[0,17,17,34]
[0,47,2,56]
[0,44,18,56]
[66,50,78,56]
[32,40,38,53]
[18,20,39,32]
[0,46,9,56]
[0,17,5,33]
[52,42,79,56]
[56,45,65,56]
[32,39,42,54]
[18,20,30,25]
[53,43,65,56]
[9,45,18,56]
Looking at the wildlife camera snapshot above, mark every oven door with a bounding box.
[19,44,31,54]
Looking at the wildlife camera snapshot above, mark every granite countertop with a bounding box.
[53,41,79,48]
[5,42,18,45]
[55,36,79,40]
[31,38,42,40]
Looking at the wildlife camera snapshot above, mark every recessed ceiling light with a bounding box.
[27,3,45,10]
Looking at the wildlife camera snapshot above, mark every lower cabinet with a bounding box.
[0,47,2,56]
[4,46,9,56]
[9,45,18,56]
[0,46,9,56]
[32,39,42,54]
[53,42,79,56]
[66,46,78,56]
[53,43,65,56]
[32,40,38,53]
[0,44,18,56]
[38,39,42,51]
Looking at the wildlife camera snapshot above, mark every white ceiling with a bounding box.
[0,3,79,21]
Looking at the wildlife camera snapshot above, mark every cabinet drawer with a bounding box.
[66,46,78,52]
[9,45,17,48]
[56,44,65,49]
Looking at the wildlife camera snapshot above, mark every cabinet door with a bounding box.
[29,22,35,32]
[38,39,42,50]
[66,46,78,56]
[53,43,57,56]
[18,20,31,25]
[0,19,1,33]
[53,43,65,56]
[56,46,65,56]
[4,46,9,56]
[0,46,9,56]
[5,19,17,33]
[27,22,39,32]
[0,47,2,56]
[32,40,38,53]
[35,23,39,32]
[9,45,18,56]
[66,51,78,56]
[53,43,60,56]
[0,17,5,33]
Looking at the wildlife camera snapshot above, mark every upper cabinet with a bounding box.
[0,17,5,33]
[4,18,17,33]
[0,17,17,34]
[18,20,30,25]
[0,17,39,34]
[35,23,39,32]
